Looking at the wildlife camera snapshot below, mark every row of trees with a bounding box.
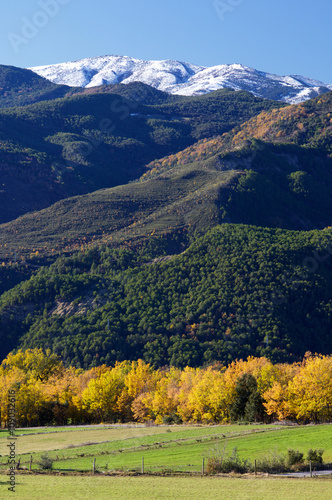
[1,349,331,427]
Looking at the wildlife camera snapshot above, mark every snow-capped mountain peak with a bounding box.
[29,55,332,104]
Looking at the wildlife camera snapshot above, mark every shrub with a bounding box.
[287,449,304,467]
[307,449,324,464]
[206,446,251,474]
[37,453,54,470]
[255,450,286,473]
[162,412,182,425]
[206,445,325,475]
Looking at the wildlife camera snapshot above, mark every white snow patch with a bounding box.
[29,55,332,104]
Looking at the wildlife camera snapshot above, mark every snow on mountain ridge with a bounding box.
[29,55,332,104]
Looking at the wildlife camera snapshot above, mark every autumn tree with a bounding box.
[3,349,63,382]
[287,354,332,422]
[262,362,301,421]
[81,362,130,422]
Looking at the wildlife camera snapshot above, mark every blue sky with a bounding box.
[1,0,332,82]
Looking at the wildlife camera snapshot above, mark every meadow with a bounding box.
[2,475,332,500]
[1,424,331,474]
[1,424,332,499]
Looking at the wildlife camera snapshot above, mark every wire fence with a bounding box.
[6,456,332,477]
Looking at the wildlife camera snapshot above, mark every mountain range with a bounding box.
[0,65,285,224]
[29,55,332,104]
[0,58,332,369]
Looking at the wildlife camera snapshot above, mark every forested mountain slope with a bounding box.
[0,65,72,109]
[142,91,332,178]
[0,87,282,223]
[0,137,331,264]
[1,224,331,368]
[0,84,331,370]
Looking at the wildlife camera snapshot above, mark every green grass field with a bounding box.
[1,424,331,474]
[1,474,332,500]
[1,424,332,499]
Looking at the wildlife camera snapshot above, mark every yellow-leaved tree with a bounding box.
[262,362,301,421]
[144,366,182,424]
[81,361,130,422]
[187,366,230,422]
[0,348,64,426]
[126,360,161,422]
[287,354,332,422]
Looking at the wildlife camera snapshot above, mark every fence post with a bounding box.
[310,460,312,478]
[29,455,32,472]
[141,457,144,474]
[202,457,205,476]
[254,459,257,476]
[93,458,96,474]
